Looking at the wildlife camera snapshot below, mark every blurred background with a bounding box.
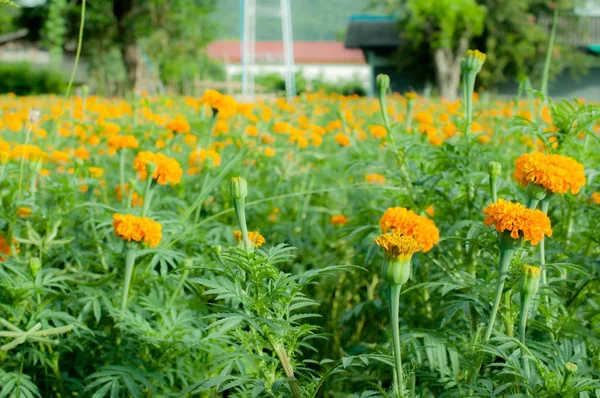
[0,0,599,99]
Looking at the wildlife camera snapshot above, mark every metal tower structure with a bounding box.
[241,0,296,101]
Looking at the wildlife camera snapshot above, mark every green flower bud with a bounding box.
[488,161,502,177]
[462,49,486,74]
[146,160,158,176]
[381,257,411,286]
[519,265,541,299]
[565,362,577,375]
[376,74,390,92]
[29,257,41,277]
[230,177,248,200]
[526,182,548,202]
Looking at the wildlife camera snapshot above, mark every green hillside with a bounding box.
[213,0,378,41]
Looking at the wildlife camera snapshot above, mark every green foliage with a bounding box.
[0,62,67,95]
[43,0,67,66]
[404,0,486,50]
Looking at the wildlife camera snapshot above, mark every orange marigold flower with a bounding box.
[335,133,351,147]
[107,134,139,154]
[591,192,600,205]
[166,118,190,134]
[514,152,585,194]
[112,214,162,248]
[233,230,265,247]
[134,151,183,185]
[483,199,552,245]
[366,173,386,185]
[379,207,440,252]
[330,214,349,226]
[369,125,387,139]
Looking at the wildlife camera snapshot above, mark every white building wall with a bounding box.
[226,63,371,88]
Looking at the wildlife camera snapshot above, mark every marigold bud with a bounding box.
[230,177,248,200]
[565,362,577,375]
[488,161,502,177]
[519,265,541,299]
[29,257,41,277]
[381,257,411,286]
[376,74,390,92]
[461,49,486,74]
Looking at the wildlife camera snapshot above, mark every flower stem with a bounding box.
[233,197,251,251]
[141,173,154,217]
[119,149,126,207]
[17,124,32,202]
[539,199,550,286]
[541,7,559,100]
[389,284,405,397]
[121,249,137,311]
[483,247,514,342]
[267,335,301,398]
[519,296,532,379]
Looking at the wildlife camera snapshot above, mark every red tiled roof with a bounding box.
[206,41,365,64]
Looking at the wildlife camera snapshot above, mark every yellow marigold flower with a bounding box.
[374,233,421,259]
[591,192,600,204]
[330,214,349,226]
[335,133,351,147]
[74,146,91,160]
[483,199,552,245]
[514,152,585,195]
[366,173,386,185]
[264,147,275,157]
[112,214,162,248]
[107,134,139,154]
[88,167,104,178]
[405,92,418,100]
[103,122,121,135]
[245,125,259,137]
[379,207,440,252]
[10,144,43,161]
[134,151,183,185]
[233,230,265,248]
[50,150,70,164]
[17,206,32,218]
[188,148,222,170]
[201,89,237,116]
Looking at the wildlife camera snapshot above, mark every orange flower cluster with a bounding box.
[200,89,237,117]
[112,214,162,248]
[483,199,552,245]
[134,151,183,185]
[379,207,440,252]
[107,135,139,154]
[514,152,585,194]
[233,230,265,247]
[166,118,190,134]
[0,235,11,261]
[366,173,386,185]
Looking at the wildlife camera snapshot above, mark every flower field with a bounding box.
[0,81,599,397]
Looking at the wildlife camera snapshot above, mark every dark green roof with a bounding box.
[344,16,400,49]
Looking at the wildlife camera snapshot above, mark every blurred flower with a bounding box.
[233,230,265,247]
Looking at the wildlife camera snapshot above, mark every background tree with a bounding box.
[401,0,486,100]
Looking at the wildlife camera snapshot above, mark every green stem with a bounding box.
[267,336,301,398]
[541,7,559,100]
[119,150,126,207]
[50,0,86,146]
[141,174,154,217]
[483,248,515,342]
[389,284,405,397]
[503,289,513,338]
[539,199,550,286]
[489,175,498,203]
[17,125,32,202]
[121,249,137,311]
[519,296,532,379]
[233,197,251,251]
[167,269,188,308]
